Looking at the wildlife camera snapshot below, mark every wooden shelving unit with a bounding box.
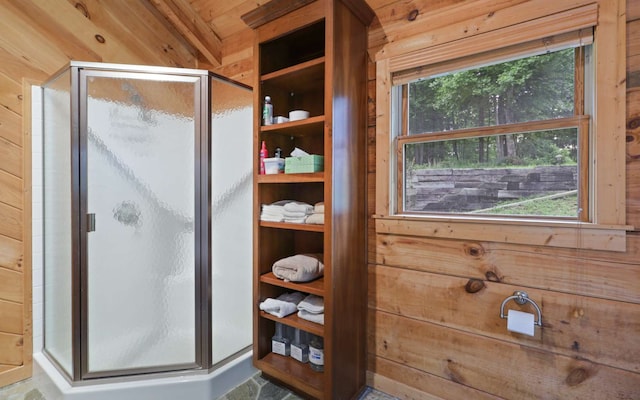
[243,0,374,398]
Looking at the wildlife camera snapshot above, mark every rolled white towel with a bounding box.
[305,213,323,225]
[298,310,324,325]
[259,292,305,318]
[314,202,324,213]
[297,294,324,314]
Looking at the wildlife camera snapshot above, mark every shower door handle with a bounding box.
[87,213,96,232]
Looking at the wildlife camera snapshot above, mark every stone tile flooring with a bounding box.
[219,373,398,400]
[0,369,398,400]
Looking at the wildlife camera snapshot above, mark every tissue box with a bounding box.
[285,155,324,173]
[263,157,285,174]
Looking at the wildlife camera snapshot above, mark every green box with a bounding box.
[284,155,324,173]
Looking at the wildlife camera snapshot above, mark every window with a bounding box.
[394,46,591,220]
[375,2,628,251]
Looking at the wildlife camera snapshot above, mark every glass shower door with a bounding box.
[80,71,202,376]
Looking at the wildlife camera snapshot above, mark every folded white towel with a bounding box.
[260,215,284,222]
[259,292,305,318]
[273,254,324,282]
[314,202,324,213]
[305,213,323,224]
[262,204,285,214]
[298,310,324,325]
[283,217,306,224]
[284,202,313,214]
[283,211,308,218]
[297,294,324,314]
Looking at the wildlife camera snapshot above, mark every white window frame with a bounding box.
[374,2,630,251]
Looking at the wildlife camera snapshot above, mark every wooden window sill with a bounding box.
[373,214,632,252]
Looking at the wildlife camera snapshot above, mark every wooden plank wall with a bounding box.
[366,1,640,399]
[0,0,196,387]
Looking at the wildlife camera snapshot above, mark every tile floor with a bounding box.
[0,369,398,400]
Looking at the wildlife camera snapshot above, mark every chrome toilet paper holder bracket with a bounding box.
[499,291,543,326]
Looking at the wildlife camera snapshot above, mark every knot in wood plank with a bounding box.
[565,367,589,386]
[464,278,485,294]
[407,9,419,21]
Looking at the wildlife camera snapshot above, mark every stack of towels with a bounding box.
[259,292,305,318]
[305,202,324,224]
[297,294,324,325]
[257,292,324,326]
[260,200,288,222]
[260,200,316,223]
[283,202,313,223]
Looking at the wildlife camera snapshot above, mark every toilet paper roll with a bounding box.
[507,309,535,336]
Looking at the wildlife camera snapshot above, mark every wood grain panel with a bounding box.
[0,135,22,179]
[628,88,640,227]
[0,204,22,242]
[629,0,640,21]
[0,300,22,336]
[0,72,23,116]
[0,333,24,366]
[369,0,595,59]
[368,357,502,400]
[0,2,70,76]
[0,268,22,304]
[370,310,640,399]
[9,1,152,67]
[74,0,197,68]
[376,232,640,304]
[0,235,21,273]
[628,19,640,84]
[0,171,22,211]
[370,265,640,373]
[0,107,21,148]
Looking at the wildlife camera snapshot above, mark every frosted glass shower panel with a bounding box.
[84,74,198,373]
[43,69,74,376]
[210,78,253,364]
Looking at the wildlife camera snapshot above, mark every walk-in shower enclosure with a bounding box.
[40,62,253,382]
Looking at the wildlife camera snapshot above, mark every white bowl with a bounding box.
[289,110,310,121]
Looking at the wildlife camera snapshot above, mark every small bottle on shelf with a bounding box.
[259,141,268,175]
[263,95,273,126]
[309,335,324,372]
[272,322,291,356]
[291,328,309,363]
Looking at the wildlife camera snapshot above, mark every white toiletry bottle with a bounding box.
[272,322,290,356]
[291,329,309,363]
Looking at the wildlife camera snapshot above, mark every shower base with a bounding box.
[33,351,256,400]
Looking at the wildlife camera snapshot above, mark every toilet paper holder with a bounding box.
[499,291,543,326]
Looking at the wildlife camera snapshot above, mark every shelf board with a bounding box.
[256,353,324,399]
[260,311,324,336]
[257,172,324,183]
[260,221,324,232]
[261,115,324,137]
[260,272,324,296]
[261,59,324,93]
[261,56,325,81]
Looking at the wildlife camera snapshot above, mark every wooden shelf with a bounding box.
[260,221,324,232]
[262,56,325,81]
[257,172,324,183]
[255,353,324,399]
[250,1,371,397]
[259,311,324,336]
[261,57,325,93]
[260,272,324,296]
[261,115,324,137]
